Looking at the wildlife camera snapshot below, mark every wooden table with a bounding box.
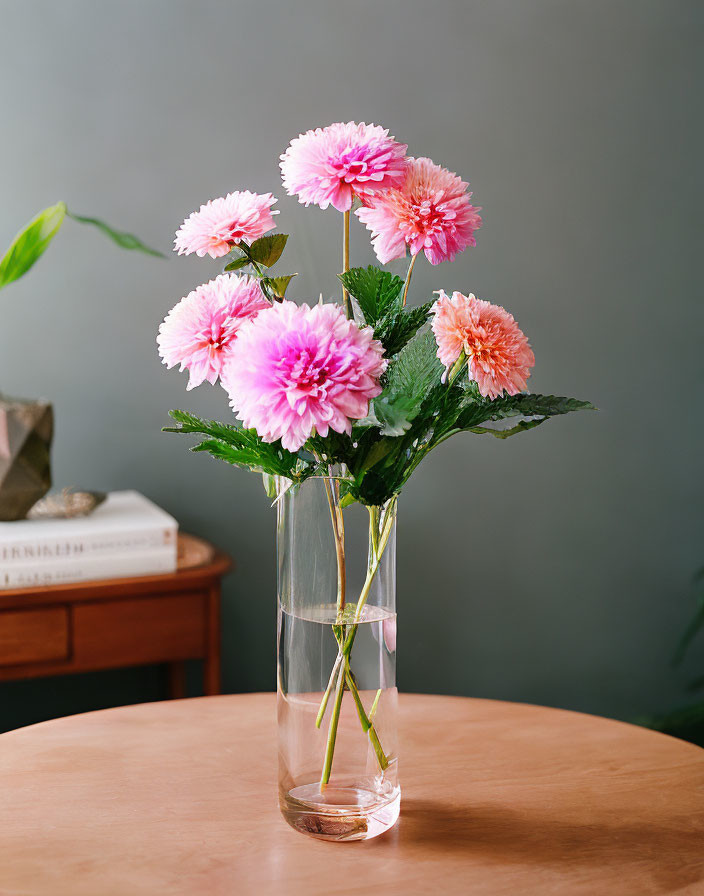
[0,534,231,699]
[0,694,701,895]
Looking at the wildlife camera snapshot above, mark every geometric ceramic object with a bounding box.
[0,395,53,521]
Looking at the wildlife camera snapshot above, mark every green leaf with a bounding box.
[453,393,596,437]
[67,210,165,257]
[385,332,443,407]
[374,301,434,357]
[224,255,251,272]
[263,273,297,299]
[0,201,66,289]
[249,233,288,267]
[338,266,404,325]
[366,394,417,436]
[163,409,316,480]
[362,333,444,437]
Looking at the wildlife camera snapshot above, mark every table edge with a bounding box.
[1,692,702,759]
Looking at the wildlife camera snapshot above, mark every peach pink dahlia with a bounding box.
[280,122,408,212]
[174,191,278,259]
[356,157,482,265]
[222,301,386,452]
[431,290,534,399]
[157,274,269,390]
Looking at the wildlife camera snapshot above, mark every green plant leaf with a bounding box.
[224,255,251,272]
[338,266,404,325]
[263,273,297,299]
[453,393,596,437]
[0,201,66,289]
[163,409,317,480]
[385,332,443,407]
[366,394,417,436]
[361,333,444,437]
[67,210,165,257]
[249,233,288,267]
[374,301,434,357]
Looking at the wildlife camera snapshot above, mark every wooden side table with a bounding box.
[0,694,701,895]
[0,534,231,698]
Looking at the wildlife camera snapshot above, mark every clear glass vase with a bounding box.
[276,472,399,841]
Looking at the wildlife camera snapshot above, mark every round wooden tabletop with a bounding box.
[0,694,702,895]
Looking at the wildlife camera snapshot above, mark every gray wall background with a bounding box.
[1,0,701,730]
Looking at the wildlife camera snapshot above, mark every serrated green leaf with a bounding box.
[164,409,319,480]
[67,210,165,257]
[338,266,404,325]
[224,254,251,272]
[454,393,596,434]
[468,418,548,438]
[374,301,434,357]
[263,273,297,298]
[361,332,444,436]
[0,201,66,289]
[368,394,416,436]
[385,332,443,405]
[249,233,288,267]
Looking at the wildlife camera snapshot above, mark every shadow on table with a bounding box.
[395,799,703,892]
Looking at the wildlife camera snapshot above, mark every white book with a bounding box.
[0,546,177,589]
[0,491,178,565]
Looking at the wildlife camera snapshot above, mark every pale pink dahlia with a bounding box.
[431,290,535,399]
[222,301,386,452]
[157,274,269,390]
[174,191,278,258]
[356,156,482,265]
[280,122,408,212]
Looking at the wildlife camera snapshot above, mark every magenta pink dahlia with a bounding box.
[279,122,408,212]
[174,191,278,259]
[221,301,386,452]
[431,290,535,399]
[157,274,269,390]
[356,156,482,265]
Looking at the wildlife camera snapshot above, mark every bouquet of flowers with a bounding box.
[158,121,592,839]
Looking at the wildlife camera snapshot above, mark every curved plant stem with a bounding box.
[317,495,397,788]
[402,251,418,307]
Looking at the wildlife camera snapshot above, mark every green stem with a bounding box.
[401,251,418,307]
[369,688,382,721]
[341,500,396,652]
[342,210,352,319]
[345,664,389,770]
[320,663,345,789]
[317,495,396,787]
[447,351,468,386]
[238,241,273,300]
[322,472,346,615]
[315,651,343,728]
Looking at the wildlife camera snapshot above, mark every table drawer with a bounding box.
[72,594,206,667]
[0,607,69,667]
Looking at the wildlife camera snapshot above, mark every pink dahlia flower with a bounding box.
[356,156,482,265]
[431,290,534,399]
[280,122,408,212]
[174,191,278,258]
[157,274,269,390]
[222,301,386,452]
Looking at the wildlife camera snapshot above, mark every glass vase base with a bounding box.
[279,783,401,841]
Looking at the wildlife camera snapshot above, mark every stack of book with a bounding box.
[0,491,178,589]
